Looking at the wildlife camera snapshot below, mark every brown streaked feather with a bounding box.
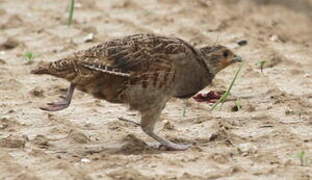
[81,63,130,77]
[31,33,199,95]
[32,34,189,82]
[75,34,188,73]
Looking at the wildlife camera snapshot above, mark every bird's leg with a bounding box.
[141,109,191,151]
[40,83,76,111]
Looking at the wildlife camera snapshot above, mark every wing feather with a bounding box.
[81,63,130,77]
[70,34,192,86]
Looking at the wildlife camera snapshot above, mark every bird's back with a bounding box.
[31,34,201,103]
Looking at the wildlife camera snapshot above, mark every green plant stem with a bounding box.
[211,63,244,111]
[182,100,187,117]
[297,151,305,166]
[259,60,266,73]
[67,0,75,26]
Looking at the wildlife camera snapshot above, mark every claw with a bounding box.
[40,102,69,111]
[40,84,76,112]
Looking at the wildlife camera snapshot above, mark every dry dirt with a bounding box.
[1,0,312,179]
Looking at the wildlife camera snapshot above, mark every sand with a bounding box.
[0,0,312,179]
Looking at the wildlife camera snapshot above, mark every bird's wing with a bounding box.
[33,34,195,88]
[76,34,190,79]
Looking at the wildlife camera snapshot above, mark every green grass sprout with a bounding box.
[67,0,75,26]
[234,98,241,111]
[257,60,267,73]
[182,100,187,117]
[211,63,244,111]
[23,51,36,62]
[296,151,307,166]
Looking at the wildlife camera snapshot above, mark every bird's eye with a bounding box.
[223,51,229,57]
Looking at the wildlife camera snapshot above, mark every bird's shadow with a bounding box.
[41,134,204,158]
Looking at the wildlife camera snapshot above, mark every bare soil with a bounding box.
[0,0,312,179]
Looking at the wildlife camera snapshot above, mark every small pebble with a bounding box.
[83,33,94,43]
[0,123,8,129]
[163,120,174,130]
[0,38,19,50]
[304,73,311,78]
[0,58,6,64]
[0,135,26,148]
[30,87,44,97]
[237,143,257,156]
[68,129,90,144]
[269,34,283,42]
[81,158,91,163]
[237,40,248,46]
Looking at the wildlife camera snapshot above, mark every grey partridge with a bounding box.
[31,33,242,150]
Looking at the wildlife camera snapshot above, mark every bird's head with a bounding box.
[200,45,242,75]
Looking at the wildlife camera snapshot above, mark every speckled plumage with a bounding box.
[32,33,241,150]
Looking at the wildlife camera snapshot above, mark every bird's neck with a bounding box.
[173,63,215,99]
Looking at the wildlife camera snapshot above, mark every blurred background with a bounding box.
[0,0,312,179]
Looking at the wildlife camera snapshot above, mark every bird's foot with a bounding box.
[160,142,191,151]
[40,101,69,111]
[40,83,75,112]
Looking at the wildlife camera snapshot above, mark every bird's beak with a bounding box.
[232,55,242,63]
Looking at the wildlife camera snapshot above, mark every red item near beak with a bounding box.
[193,91,224,103]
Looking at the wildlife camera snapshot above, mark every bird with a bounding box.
[31,33,242,151]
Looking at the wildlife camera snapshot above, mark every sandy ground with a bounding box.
[0,0,312,179]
